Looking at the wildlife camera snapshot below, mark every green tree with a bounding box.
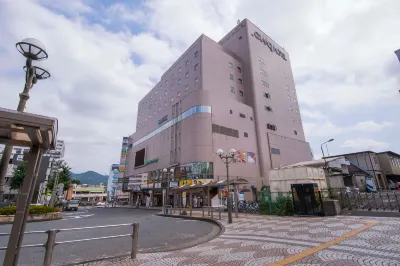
[47,161,72,192]
[10,161,28,191]
[71,178,81,185]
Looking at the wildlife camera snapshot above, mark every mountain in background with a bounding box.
[71,171,108,185]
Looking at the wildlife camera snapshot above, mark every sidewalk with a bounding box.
[77,212,400,266]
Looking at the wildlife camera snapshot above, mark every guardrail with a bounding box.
[165,206,223,220]
[0,223,139,266]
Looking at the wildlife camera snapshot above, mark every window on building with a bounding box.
[177,91,180,97]
[185,85,189,91]
[295,108,299,113]
[244,132,248,137]
[165,91,168,95]
[250,117,253,121]
[267,123,277,131]
[194,50,199,57]
[195,77,199,83]
[288,95,291,101]
[230,110,233,114]
[231,86,235,93]
[239,90,244,97]
[228,62,233,68]
[265,106,272,112]
[238,78,243,84]
[239,113,246,118]
[171,86,175,90]
[237,67,242,73]
[186,60,189,66]
[260,69,267,76]
[194,64,199,71]
[185,72,189,78]
[230,74,234,80]
[261,80,269,87]
[263,92,271,99]
[178,79,181,84]
[171,74,175,79]
[284,72,287,78]
[239,36,242,40]
[271,148,280,155]
[290,106,293,111]
[178,68,181,73]
[170,97,173,102]
[165,80,168,85]
[293,98,297,103]
[164,102,167,107]
[292,117,295,122]
[294,130,298,135]
[292,89,295,94]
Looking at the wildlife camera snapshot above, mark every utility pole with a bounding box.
[49,164,62,208]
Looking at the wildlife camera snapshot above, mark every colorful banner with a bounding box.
[234,150,247,163]
[119,166,125,172]
[246,152,256,164]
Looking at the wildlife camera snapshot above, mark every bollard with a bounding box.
[202,208,205,217]
[131,223,139,259]
[43,230,59,266]
[211,208,214,219]
[219,208,221,220]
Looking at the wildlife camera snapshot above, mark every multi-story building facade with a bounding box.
[70,184,107,202]
[125,19,312,200]
[0,140,66,202]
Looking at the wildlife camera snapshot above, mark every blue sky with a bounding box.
[0,0,399,174]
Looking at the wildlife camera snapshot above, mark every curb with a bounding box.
[65,213,224,266]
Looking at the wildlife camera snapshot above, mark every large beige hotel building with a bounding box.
[125,19,312,201]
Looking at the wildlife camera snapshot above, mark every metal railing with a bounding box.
[165,205,223,220]
[0,223,139,266]
[322,188,400,212]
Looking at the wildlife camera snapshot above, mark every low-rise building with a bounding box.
[71,184,107,202]
[377,151,400,185]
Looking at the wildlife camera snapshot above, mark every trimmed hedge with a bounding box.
[0,206,60,216]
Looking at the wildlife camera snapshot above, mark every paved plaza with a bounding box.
[78,212,400,266]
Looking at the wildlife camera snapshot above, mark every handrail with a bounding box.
[0,222,140,266]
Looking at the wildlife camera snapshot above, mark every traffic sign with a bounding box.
[219,185,224,190]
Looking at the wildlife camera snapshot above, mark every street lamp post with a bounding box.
[162,168,168,209]
[320,139,334,158]
[216,148,236,224]
[0,38,50,201]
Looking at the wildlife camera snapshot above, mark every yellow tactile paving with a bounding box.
[268,220,379,266]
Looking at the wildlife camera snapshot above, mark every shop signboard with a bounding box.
[119,166,125,172]
[111,164,119,171]
[234,150,247,163]
[169,181,178,188]
[178,179,212,186]
[123,137,129,144]
[128,184,141,191]
[154,183,161,188]
[112,179,118,183]
[141,184,153,189]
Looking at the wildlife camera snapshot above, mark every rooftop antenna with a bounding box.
[237,19,240,24]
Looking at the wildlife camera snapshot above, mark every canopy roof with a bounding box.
[0,107,58,150]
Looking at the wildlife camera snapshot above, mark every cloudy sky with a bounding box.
[0,0,399,174]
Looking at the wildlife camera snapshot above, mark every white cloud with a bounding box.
[304,120,393,138]
[1,0,399,173]
[341,138,390,151]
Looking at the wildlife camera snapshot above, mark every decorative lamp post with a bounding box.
[320,139,334,158]
[0,38,50,201]
[216,148,236,224]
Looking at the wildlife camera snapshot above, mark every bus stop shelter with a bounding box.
[0,107,58,266]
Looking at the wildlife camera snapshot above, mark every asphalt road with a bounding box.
[0,207,219,266]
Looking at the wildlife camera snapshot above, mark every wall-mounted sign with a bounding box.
[252,32,287,61]
[144,158,159,166]
[154,183,161,188]
[219,21,246,45]
[158,115,168,125]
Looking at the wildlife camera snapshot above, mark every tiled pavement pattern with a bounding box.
[78,215,400,266]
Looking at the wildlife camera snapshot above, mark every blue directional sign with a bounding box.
[219,185,224,190]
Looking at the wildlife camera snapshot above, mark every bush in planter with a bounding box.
[258,201,269,215]
[0,206,17,215]
[273,195,294,216]
[0,206,59,216]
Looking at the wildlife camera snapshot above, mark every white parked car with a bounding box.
[96,202,106,207]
